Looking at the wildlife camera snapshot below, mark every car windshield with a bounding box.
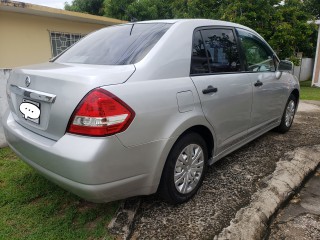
[54,23,172,65]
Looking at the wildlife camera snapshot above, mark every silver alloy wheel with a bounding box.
[285,100,295,127]
[174,144,204,194]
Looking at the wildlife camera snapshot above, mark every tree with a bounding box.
[214,0,317,59]
[65,0,318,59]
[217,0,280,42]
[102,0,134,20]
[171,0,222,19]
[268,0,317,59]
[65,0,105,16]
[305,0,320,19]
[103,0,173,21]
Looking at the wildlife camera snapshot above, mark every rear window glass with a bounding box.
[55,23,172,65]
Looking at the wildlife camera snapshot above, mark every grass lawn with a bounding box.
[0,147,119,240]
[300,80,320,101]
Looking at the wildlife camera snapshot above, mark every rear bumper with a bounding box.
[3,111,171,202]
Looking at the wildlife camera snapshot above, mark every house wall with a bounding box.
[0,8,121,147]
[0,69,11,147]
[0,11,107,68]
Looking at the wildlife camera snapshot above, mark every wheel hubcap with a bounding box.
[174,144,204,194]
[285,100,295,127]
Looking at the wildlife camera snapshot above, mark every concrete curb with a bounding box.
[213,145,320,240]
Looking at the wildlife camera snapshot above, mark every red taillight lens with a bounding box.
[67,88,135,136]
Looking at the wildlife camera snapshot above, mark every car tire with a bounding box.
[158,132,208,204]
[276,94,297,133]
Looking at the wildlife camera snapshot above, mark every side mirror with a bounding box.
[276,60,294,79]
[278,60,294,72]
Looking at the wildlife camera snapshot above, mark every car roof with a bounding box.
[134,19,248,28]
[131,19,259,36]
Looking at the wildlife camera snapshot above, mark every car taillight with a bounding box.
[67,88,135,136]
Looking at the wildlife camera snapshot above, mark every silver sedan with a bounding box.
[3,19,299,204]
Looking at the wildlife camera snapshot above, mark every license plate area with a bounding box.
[19,99,41,124]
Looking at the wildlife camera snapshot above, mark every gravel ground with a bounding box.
[104,101,320,239]
[124,101,320,239]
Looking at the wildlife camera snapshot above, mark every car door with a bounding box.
[190,27,253,152]
[236,28,287,130]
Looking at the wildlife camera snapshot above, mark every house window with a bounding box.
[50,31,86,57]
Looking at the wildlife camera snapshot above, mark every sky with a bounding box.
[19,0,73,9]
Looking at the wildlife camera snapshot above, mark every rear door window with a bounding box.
[201,28,241,73]
[191,28,241,74]
[55,23,172,65]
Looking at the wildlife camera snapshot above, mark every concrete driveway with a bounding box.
[109,101,320,239]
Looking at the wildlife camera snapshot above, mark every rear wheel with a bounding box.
[276,94,297,133]
[158,132,208,204]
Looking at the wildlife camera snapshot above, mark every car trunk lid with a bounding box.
[7,62,135,141]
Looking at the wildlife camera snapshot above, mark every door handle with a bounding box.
[254,80,263,87]
[202,85,218,94]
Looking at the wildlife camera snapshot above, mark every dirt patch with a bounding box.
[77,201,97,213]
[85,216,103,230]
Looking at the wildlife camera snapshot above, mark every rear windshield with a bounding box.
[55,23,172,65]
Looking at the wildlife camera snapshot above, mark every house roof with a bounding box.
[0,0,126,25]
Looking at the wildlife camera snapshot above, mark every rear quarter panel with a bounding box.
[105,77,215,147]
[104,77,216,190]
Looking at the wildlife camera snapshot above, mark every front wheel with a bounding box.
[276,94,297,133]
[158,132,208,204]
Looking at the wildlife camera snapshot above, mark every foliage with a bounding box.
[289,56,301,66]
[215,0,317,59]
[305,0,320,19]
[102,0,134,20]
[218,0,280,40]
[103,0,173,21]
[64,0,319,59]
[65,0,105,16]
[268,0,317,59]
[171,0,221,19]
